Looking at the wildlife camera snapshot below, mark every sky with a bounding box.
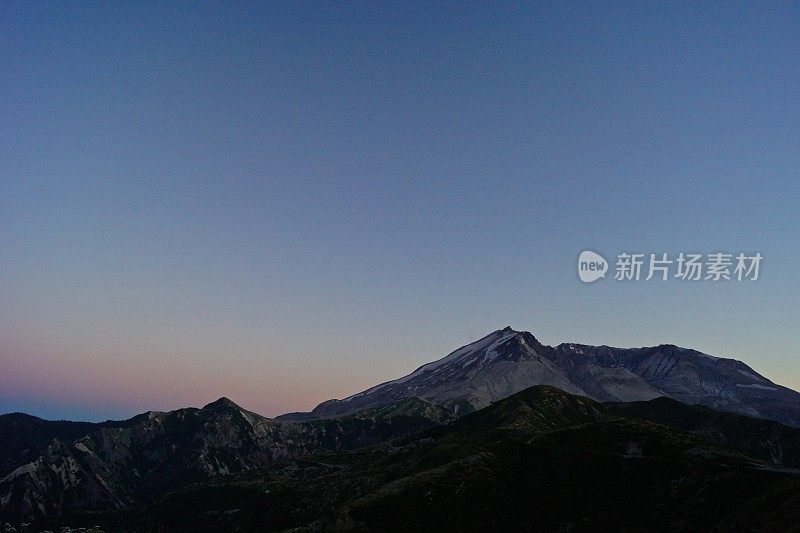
[1,2,799,421]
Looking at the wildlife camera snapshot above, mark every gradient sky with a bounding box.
[2,2,799,421]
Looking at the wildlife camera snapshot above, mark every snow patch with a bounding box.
[484,331,518,361]
[693,351,720,361]
[737,369,766,382]
[342,330,514,401]
[735,383,777,391]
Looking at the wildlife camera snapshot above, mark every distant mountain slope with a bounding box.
[554,341,800,426]
[51,386,800,532]
[308,327,800,426]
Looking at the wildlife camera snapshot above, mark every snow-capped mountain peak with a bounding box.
[309,327,800,426]
[313,327,575,417]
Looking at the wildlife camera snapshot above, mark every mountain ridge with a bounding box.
[0,393,451,521]
[305,327,800,426]
[36,385,800,532]
[3,326,800,524]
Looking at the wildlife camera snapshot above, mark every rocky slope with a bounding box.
[46,386,800,532]
[0,397,451,522]
[309,327,800,426]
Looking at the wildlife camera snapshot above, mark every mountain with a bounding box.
[0,413,100,476]
[43,386,800,532]
[308,327,800,426]
[606,396,800,468]
[4,326,800,526]
[0,397,450,522]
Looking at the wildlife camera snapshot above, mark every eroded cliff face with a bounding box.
[0,396,450,521]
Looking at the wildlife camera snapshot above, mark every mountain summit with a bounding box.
[312,327,579,418]
[309,327,800,426]
[202,397,246,412]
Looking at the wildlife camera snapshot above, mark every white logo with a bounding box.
[578,251,608,283]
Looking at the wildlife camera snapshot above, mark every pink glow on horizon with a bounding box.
[0,331,378,420]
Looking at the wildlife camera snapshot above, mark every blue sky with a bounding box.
[1,2,799,420]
